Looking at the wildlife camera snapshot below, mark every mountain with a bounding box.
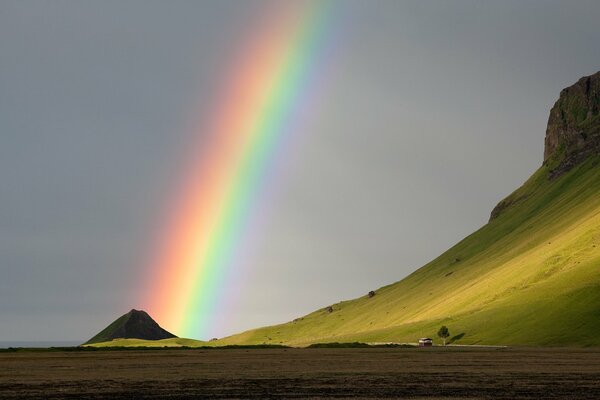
[217,71,600,347]
[84,309,177,345]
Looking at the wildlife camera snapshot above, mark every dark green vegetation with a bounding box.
[84,309,176,345]
[2,348,600,399]
[306,342,413,348]
[0,344,291,353]
[438,326,450,346]
[1,342,414,354]
[210,71,600,347]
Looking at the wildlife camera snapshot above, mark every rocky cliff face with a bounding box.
[544,71,600,179]
[490,71,600,221]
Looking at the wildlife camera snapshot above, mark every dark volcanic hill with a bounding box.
[84,309,177,345]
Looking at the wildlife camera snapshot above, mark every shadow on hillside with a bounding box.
[449,332,465,344]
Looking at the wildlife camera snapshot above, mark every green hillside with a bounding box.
[212,71,600,347]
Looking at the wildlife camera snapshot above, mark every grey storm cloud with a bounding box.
[1,0,599,341]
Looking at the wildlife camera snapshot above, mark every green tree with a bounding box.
[437,326,450,346]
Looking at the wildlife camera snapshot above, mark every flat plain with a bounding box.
[1,347,600,399]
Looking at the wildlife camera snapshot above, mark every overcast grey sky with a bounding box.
[1,0,599,342]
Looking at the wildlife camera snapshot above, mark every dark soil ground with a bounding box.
[1,347,600,399]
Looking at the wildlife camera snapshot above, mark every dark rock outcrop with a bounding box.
[84,309,177,345]
[544,71,600,179]
[489,194,528,221]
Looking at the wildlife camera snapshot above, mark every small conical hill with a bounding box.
[84,309,177,345]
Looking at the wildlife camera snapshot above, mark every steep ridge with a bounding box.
[84,309,177,345]
[217,71,600,347]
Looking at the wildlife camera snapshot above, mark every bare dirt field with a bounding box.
[1,347,600,399]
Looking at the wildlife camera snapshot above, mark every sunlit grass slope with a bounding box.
[86,338,207,348]
[216,156,600,346]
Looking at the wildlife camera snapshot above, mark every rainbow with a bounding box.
[143,1,336,338]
